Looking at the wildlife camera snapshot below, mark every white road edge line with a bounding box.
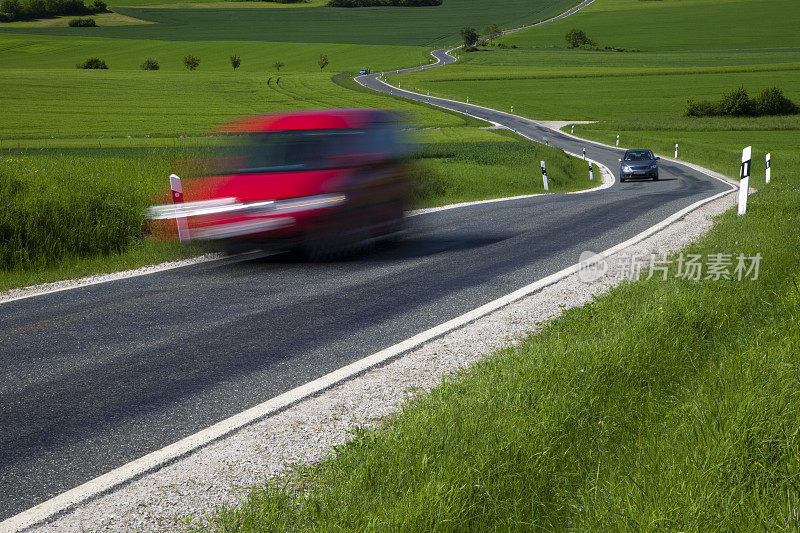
[2,185,734,533]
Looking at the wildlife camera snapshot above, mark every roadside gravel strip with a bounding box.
[30,192,736,533]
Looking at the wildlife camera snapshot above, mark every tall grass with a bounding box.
[0,148,186,273]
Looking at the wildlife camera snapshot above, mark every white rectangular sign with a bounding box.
[737,146,752,216]
[540,161,549,191]
[170,174,191,243]
[766,152,771,184]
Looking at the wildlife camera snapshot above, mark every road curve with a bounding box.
[0,1,734,525]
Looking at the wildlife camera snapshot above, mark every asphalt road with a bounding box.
[0,1,732,522]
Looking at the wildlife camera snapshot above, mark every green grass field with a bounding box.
[393,0,800,182]
[1,0,579,46]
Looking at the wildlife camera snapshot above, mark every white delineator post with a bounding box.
[571,125,574,134]
[766,153,771,184]
[738,146,752,216]
[511,105,514,113]
[582,147,586,160]
[466,96,469,103]
[540,161,549,191]
[675,143,679,158]
[616,135,620,147]
[589,161,593,181]
[170,174,190,243]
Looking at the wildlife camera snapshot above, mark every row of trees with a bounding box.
[327,0,441,6]
[0,0,106,22]
[75,53,332,71]
[460,24,502,51]
[685,87,799,117]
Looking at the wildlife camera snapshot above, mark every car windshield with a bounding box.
[215,127,403,173]
[624,150,654,161]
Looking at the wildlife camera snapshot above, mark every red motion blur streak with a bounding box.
[147,109,411,255]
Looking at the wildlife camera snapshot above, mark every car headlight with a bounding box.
[650,163,658,169]
[622,165,633,173]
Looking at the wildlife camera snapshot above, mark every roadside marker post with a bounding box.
[511,105,514,113]
[589,161,593,181]
[169,174,190,244]
[616,134,620,147]
[466,96,469,103]
[571,125,574,134]
[766,153,771,184]
[737,146,752,216]
[540,161,549,191]
[675,143,679,158]
[583,148,586,160]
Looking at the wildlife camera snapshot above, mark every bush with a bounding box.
[76,56,107,69]
[68,16,95,25]
[0,11,12,20]
[230,54,240,70]
[684,98,719,117]
[0,0,104,21]
[0,0,22,19]
[755,87,799,116]
[183,54,200,71]
[684,86,799,117]
[718,86,756,116]
[476,39,488,47]
[140,57,159,70]
[565,28,596,48]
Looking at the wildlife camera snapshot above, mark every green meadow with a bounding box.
[394,0,800,180]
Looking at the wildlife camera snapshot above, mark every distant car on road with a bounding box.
[619,149,659,182]
[359,67,370,75]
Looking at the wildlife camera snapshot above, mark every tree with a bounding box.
[230,54,240,70]
[0,0,23,19]
[274,60,285,71]
[317,53,329,71]
[183,54,200,71]
[460,26,478,51]
[565,28,596,49]
[483,23,501,45]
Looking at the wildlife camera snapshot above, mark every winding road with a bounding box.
[0,0,735,527]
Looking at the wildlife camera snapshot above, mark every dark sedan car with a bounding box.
[619,149,659,181]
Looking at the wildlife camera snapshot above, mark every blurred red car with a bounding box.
[147,109,411,258]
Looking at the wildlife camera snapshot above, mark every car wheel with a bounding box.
[653,173,659,181]
[620,177,626,182]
